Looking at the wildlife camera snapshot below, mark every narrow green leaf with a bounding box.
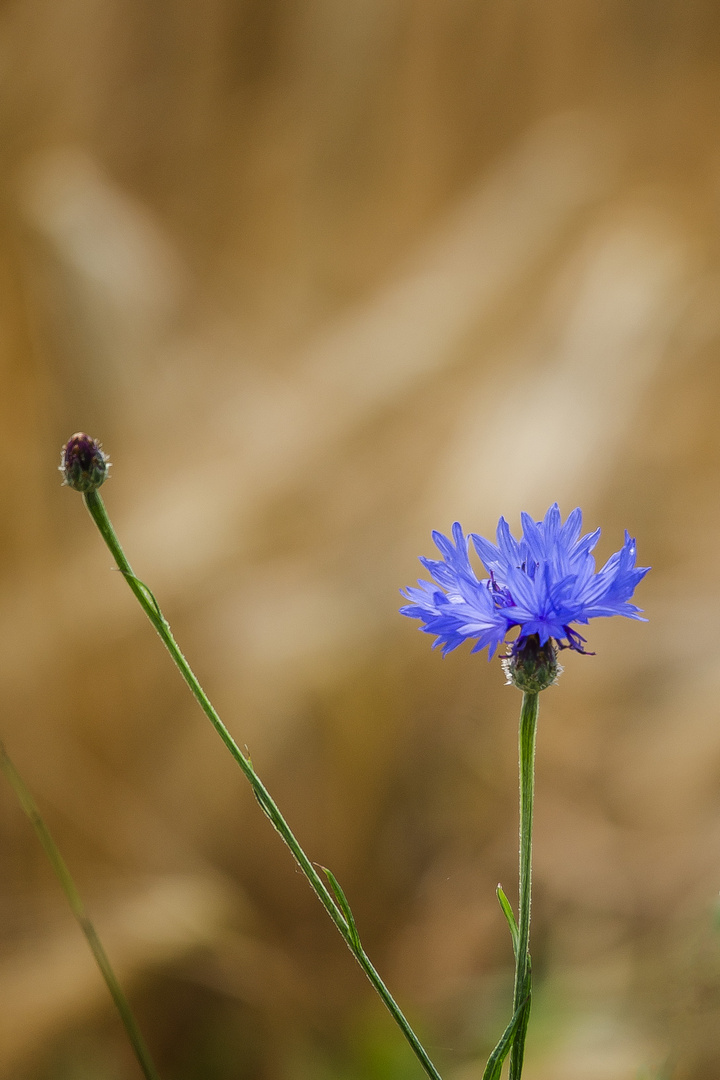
[496,884,519,959]
[320,866,362,950]
[121,571,167,625]
[481,993,530,1080]
[251,787,285,841]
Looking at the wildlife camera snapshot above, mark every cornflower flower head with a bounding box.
[401,504,649,687]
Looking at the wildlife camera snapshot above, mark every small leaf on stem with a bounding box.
[496,884,520,959]
[320,866,362,950]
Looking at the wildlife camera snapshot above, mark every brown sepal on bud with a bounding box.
[60,433,110,493]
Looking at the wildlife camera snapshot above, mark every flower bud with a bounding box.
[502,635,562,693]
[60,433,110,493]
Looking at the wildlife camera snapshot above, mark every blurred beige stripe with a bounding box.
[427,203,690,530]
[125,112,618,577]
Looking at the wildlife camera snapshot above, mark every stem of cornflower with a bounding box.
[481,691,538,1080]
[509,691,538,1080]
[0,742,161,1080]
[81,490,442,1080]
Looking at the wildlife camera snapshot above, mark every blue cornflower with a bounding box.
[400,504,649,660]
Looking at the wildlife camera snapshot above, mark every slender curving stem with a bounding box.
[82,489,443,1080]
[0,743,161,1080]
[509,690,539,1080]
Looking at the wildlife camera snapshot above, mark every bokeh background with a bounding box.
[2,2,720,1078]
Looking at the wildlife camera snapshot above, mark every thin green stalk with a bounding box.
[81,489,442,1080]
[509,691,539,1080]
[0,742,161,1080]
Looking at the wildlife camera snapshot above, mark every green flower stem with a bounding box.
[509,691,539,1080]
[0,742,161,1080]
[82,490,442,1080]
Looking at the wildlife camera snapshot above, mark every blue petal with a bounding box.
[401,507,649,660]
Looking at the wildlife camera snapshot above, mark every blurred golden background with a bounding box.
[2,2,720,1077]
